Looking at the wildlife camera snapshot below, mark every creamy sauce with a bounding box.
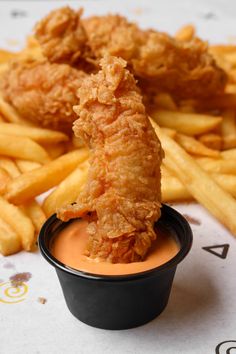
[51,220,179,276]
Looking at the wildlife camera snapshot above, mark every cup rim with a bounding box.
[38,204,193,281]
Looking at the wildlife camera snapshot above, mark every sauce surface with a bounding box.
[51,220,179,276]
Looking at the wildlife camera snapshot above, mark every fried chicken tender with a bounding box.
[83,15,226,98]
[35,7,87,65]
[58,56,163,263]
[0,59,87,131]
[34,8,226,98]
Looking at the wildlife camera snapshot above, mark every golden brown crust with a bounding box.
[35,7,87,65]
[58,56,163,263]
[0,59,87,132]
[83,15,226,98]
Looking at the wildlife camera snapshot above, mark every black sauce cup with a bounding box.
[38,204,192,330]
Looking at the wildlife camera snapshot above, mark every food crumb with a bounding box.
[10,272,32,287]
[38,297,47,304]
[183,214,201,226]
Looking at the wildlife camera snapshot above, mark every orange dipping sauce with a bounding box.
[51,220,179,276]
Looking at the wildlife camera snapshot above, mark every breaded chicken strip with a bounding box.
[34,7,226,98]
[35,7,87,65]
[0,59,87,131]
[83,15,226,98]
[58,56,163,263]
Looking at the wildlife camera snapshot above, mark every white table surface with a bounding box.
[0,1,236,354]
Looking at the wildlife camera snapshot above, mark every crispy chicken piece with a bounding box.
[0,59,87,132]
[83,15,226,98]
[34,7,88,65]
[34,8,227,98]
[58,56,163,263]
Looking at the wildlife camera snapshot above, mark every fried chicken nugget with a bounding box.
[58,56,163,263]
[0,59,87,132]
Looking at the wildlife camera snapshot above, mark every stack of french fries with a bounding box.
[0,26,236,256]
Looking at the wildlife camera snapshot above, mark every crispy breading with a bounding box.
[58,56,163,263]
[83,15,226,98]
[0,59,87,132]
[34,7,226,98]
[35,7,87,65]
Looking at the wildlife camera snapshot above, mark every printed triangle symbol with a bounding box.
[202,244,229,259]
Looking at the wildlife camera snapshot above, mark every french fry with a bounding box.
[221,109,236,149]
[176,133,220,157]
[0,157,20,178]
[198,133,222,150]
[221,148,236,160]
[22,200,46,234]
[0,63,9,75]
[225,84,236,93]
[162,174,236,202]
[0,134,50,163]
[151,109,222,135]
[0,49,17,63]
[151,121,236,235]
[15,159,41,173]
[0,123,68,144]
[0,95,36,126]
[153,93,177,110]
[43,163,89,217]
[5,149,89,204]
[159,127,176,139]
[0,167,11,194]
[0,196,35,250]
[196,157,236,174]
[42,143,66,159]
[210,45,236,54]
[175,24,195,41]
[0,217,22,256]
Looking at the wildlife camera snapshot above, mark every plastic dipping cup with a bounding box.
[38,204,193,330]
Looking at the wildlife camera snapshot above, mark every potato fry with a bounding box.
[42,143,66,159]
[0,167,11,194]
[0,157,20,178]
[198,133,222,150]
[176,133,220,157]
[15,159,41,173]
[162,174,236,202]
[0,49,17,63]
[0,134,50,163]
[5,149,89,204]
[210,45,236,54]
[221,109,236,149]
[175,24,195,41]
[221,148,236,160]
[0,63,9,75]
[151,121,236,235]
[160,127,176,139]
[0,217,22,256]
[22,200,46,234]
[151,109,222,135]
[153,93,177,110]
[0,196,35,250]
[225,84,236,94]
[43,162,89,217]
[196,157,236,174]
[0,95,36,126]
[0,123,68,143]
